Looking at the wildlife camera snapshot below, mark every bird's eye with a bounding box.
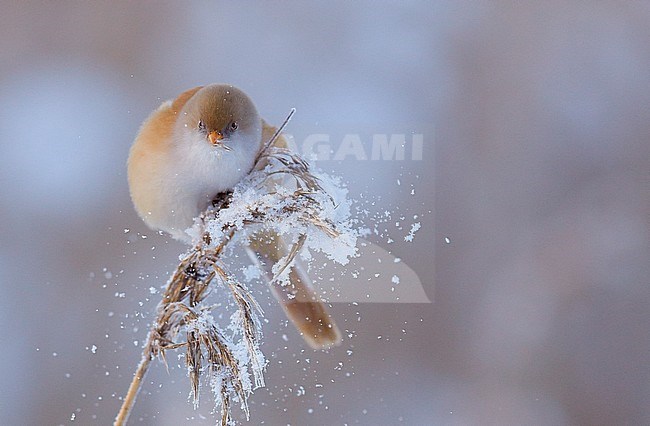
[198,120,206,132]
[230,121,238,131]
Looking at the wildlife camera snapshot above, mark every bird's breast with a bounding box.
[163,135,256,235]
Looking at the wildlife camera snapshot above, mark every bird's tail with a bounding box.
[247,232,342,349]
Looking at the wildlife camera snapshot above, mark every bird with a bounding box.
[127,84,341,349]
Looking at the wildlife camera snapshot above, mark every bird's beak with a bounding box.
[208,130,223,145]
[207,131,232,151]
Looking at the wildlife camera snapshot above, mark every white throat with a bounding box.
[160,127,261,240]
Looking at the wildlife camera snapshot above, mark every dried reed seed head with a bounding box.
[129,143,348,425]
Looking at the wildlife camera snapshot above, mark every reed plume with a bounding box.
[115,110,356,425]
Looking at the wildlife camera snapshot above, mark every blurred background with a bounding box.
[1,2,649,425]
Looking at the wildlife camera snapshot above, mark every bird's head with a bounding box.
[176,84,263,155]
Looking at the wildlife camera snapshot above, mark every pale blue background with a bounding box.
[1,2,649,425]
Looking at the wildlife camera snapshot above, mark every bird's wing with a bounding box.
[128,86,206,231]
[171,86,204,113]
[130,86,204,156]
